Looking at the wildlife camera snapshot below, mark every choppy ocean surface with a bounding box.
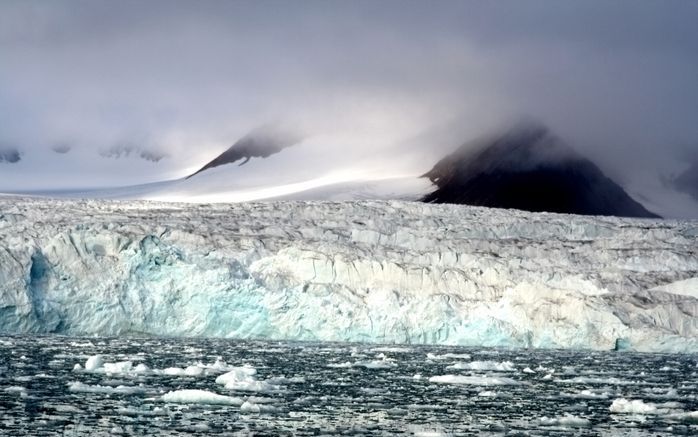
[0,336,696,436]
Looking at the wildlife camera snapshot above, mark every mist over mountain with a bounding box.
[673,161,698,202]
[422,124,660,218]
[188,124,303,178]
[0,1,696,217]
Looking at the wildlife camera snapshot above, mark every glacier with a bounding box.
[0,196,697,352]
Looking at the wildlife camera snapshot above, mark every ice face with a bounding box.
[0,197,697,352]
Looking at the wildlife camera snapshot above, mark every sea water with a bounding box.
[0,335,696,436]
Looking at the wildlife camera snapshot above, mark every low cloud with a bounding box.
[0,1,696,189]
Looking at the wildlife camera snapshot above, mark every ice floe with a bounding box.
[161,389,243,406]
[428,375,522,386]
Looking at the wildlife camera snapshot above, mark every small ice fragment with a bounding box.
[103,361,132,374]
[429,375,522,385]
[84,355,104,371]
[609,398,657,414]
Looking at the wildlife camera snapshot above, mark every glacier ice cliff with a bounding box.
[0,197,697,352]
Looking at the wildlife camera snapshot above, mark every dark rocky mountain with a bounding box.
[187,124,303,178]
[422,123,660,218]
[0,147,21,163]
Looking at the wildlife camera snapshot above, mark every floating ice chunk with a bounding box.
[535,365,554,373]
[4,386,27,395]
[354,359,397,369]
[73,364,82,371]
[215,366,280,392]
[214,366,258,385]
[426,353,471,361]
[239,400,280,413]
[117,407,168,417]
[609,398,657,414]
[429,375,522,385]
[326,359,396,369]
[327,362,353,368]
[194,358,234,372]
[557,376,636,385]
[539,415,590,427]
[188,424,210,432]
[562,389,611,399]
[184,365,205,376]
[67,381,145,395]
[103,361,132,374]
[160,365,211,376]
[161,389,243,406]
[371,347,412,353]
[523,367,535,374]
[665,411,698,423]
[84,355,104,371]
[161,367,186,376]
[409,425,450,436]
[447,361,515,372]
[224,379,278,392]
[134,363,150,374]
[478,390,497,397]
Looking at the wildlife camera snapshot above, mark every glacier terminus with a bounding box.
[0,196,696,353]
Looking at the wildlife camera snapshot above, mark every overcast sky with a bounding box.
[1,0,697,190]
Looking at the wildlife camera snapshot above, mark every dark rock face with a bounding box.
[188,124,302,178]
[0,147,21,163]
[422,124,660,218]
[672,161,698,202]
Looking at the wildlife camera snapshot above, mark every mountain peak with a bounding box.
[187,124,303,178]
[422,123,659,218]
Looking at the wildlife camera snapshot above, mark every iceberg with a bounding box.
[0,197,697,352]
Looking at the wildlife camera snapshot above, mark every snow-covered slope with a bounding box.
[1,197,696,352]
[139,138,435,202]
